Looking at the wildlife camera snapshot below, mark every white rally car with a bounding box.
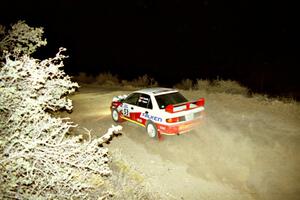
[110,87,205,139]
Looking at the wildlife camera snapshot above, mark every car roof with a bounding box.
[135,87,178,95]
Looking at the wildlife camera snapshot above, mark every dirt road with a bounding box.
[64,84,300,200]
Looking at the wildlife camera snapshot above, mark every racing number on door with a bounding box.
[122,93,140,118]
[123,105,130,117]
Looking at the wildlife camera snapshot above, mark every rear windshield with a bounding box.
[155,92,188,109]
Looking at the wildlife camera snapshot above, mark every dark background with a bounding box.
[1,0,299,98]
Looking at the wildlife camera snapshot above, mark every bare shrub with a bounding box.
[72,72,95,84]
[95,72,119,86]
[0,24,4,35]
[174,79,193,90]
[125,74,158,88]
[194,79,210,91]
[192,79,249,95]
[0,49,121,199]
[209,79,249,95]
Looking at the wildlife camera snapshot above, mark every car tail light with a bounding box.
[166,116,185,123]
[112,101,122,107]
[166,117,179,123]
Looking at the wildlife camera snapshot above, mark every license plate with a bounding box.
[185,113,194,121]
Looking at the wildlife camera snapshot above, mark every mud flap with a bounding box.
[158,131,164,141]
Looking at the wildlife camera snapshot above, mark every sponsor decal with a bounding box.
[138,97,149,104]
[141,112,162,122]
[123,104,129,117]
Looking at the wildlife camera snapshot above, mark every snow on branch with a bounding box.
[0,20,47,60]
[0,49,122,199]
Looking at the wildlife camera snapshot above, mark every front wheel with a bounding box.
[111,108,122,123]
[146,121,158,138]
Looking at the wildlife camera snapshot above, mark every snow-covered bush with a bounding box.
[0,20,47,61]
[0,48,123,199]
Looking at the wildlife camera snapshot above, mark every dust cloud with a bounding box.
[63,84,300,200]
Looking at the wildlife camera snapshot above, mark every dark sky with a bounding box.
[1,0,299,97]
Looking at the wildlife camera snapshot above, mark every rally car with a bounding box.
[110,87,205,139]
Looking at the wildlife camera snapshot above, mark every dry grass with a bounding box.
[73,72,157,89]
[174,78,249,96]
[73,72,297,103]
[72,72,95,84]
[95,72,120,86]
[122,74,158,88]
[208,79,249,95]
[174,78,193,90]
[103,149,163,200]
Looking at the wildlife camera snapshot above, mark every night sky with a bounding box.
[1,0,299,98]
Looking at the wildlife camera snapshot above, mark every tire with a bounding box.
[111,108,122,123]
[146,121,158,138]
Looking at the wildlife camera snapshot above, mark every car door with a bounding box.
[122,93,141,121]
[136,94,162,125]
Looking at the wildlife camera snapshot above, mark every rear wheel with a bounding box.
[111,108,122,123]
[146,121,158,138]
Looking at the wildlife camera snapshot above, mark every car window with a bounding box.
[137,94,153,109]
[124,93,140,105]
[155,92,188,109]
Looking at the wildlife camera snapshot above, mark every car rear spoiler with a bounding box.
[165,98,205,113]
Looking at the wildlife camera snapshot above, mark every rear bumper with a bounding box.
[157,115,204,135]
